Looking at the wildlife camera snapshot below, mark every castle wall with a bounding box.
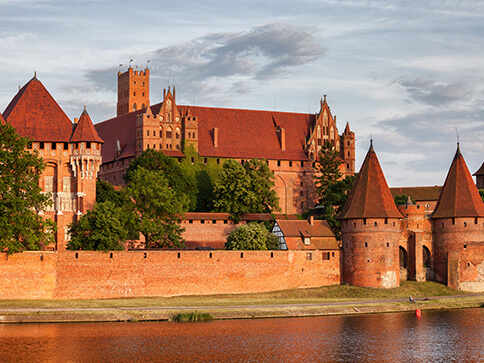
[458,243,484,292]
[0,250,341,300]
[341,218,401,288]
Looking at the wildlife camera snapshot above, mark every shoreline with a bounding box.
[0,294,482,324]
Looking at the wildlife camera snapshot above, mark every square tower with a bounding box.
[117,67,150,116]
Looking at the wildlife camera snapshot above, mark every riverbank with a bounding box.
[0,282,482,323]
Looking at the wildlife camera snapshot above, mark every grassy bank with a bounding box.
[0,282,481,323]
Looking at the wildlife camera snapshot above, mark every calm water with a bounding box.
[0,308,483,362]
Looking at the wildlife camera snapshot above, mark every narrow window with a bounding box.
[240,252,244,258]
[464,222,467,227]
[464,244,467,249]
[301,161,304,167]
[332,252,335,257]
[365,242,368,247]
[144,252,147,259]
[363,219,367,225]
[277,160,281,167]
[374,221,377,226]
[306,252,313,261]
[289,161,292,167]
[177,252,181,259]
[110,252,113,258]
[40,255,44,261]
[209,252,213,258]
[271,252,274,258]
[387,243,389,247]
[75,253,78,259]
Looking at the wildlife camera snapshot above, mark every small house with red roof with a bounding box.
[95,67,356,214]
[2,75,103,250]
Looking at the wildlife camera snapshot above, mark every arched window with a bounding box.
[166,127,172,139]
[399,246,408,269]
[133,103,137,111]
[423,246,431,268]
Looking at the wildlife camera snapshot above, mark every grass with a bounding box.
[172,312,213,322]
[0,281,473,310]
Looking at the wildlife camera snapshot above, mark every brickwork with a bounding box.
[0,250,341,300]
[341,218,401,288]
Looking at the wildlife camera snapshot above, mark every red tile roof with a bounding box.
[390,186,442,202]
[473,161,484,177]
[95,103,316,163]
[276,219,339,250]
[3,76,73,142]
[70,108,104,143]
[339,142,403,219]
[432,145,484,219]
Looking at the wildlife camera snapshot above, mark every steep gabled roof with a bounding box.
[432,145,484,219]
[390,186,442,202]
[275,219,339,250]
[70,107,104,143]
[3,76,73,142]
[95,103,316,164]
[339,142,402,219]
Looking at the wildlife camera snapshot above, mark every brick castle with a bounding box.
[0,69,483,299]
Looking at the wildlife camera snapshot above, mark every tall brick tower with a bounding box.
[339,141,403,288]
[340,122,355,177]
[117,67,150,116]
[431,144,484,288]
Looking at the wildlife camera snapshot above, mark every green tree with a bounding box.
[225,222,279,250]
[68,201,126,251]
[394,194,416,206]
[213,158,279,222]
[124,149,198,211]
[96,179,139,239]
[479,189,484,202]
[125,167,188,248]
[314,142,342,198]
[0,121,55,253]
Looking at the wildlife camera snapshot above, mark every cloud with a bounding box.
[392,76,475,107]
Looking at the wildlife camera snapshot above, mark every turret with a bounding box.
[340,122,355,177]
[431,144,484,289]
[339,141,403,288]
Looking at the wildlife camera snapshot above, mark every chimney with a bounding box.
[280,127,286,151]
[309,215,314,226]
[74,117,79,124]
[213,127,218,148]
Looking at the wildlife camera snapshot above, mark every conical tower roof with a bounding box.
[3,75,73,142]
[432,144,484,219]
[70,107,104,143]
[339,141,402,219]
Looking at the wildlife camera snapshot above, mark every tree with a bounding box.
[68,201,126,251]
[213,158,279,221]
[125,167,188,248]
[0,121,55,253]
[225,222,279,250]
[124,149,198,211]
[394,194,416,206]
[314,142,342,198]
[317,175,356,240]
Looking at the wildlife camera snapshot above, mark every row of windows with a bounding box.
[306,252,335,261]
[31,142,92,150]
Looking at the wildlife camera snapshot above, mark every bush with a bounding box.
[225,223,279,250]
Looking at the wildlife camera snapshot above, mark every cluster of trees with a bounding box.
[69,149,280,251]
[0,121,56,254]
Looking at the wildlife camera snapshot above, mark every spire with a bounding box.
[70,107,104,143]
[339,141,402,219]
[432,145,484,218]
[344,122,351,135]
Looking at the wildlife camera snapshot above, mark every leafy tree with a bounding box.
[213,158,279,222]
[225,222,279,250]
[317,175,356,241]
[96,179,139,239]
[68,201,126,251]
[394,194,416,206]
[124,149,198,211]
[314,142,342,198]
[479,189,484,202]
[0,121,55,253]
[125,167,188,248]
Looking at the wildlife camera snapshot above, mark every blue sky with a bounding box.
[1,0,484,187]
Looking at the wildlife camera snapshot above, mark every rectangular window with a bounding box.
[323,252,330,260]
[306,252,313,261]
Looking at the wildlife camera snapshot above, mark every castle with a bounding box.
[95,67,356,215]
[1,74,103,251]
[1,70,483,298]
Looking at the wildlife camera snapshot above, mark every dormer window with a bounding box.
[304,237,311,245]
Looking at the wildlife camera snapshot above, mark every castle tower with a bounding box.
[117,67,150,116]
[339,141,403,288]
[340,122,356,177]
[431,144,484,289]
[69,107,104,219]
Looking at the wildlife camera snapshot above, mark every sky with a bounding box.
[1,0,484,187]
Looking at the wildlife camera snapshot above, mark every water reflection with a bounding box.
[0,308,482,362]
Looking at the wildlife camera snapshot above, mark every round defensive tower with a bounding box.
[339,141,403,288]
[431,144,484,287]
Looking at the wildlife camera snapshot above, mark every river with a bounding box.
[0,308,482,362]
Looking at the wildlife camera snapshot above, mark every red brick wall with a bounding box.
[182,218,243,249]
[0,250,341,300]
